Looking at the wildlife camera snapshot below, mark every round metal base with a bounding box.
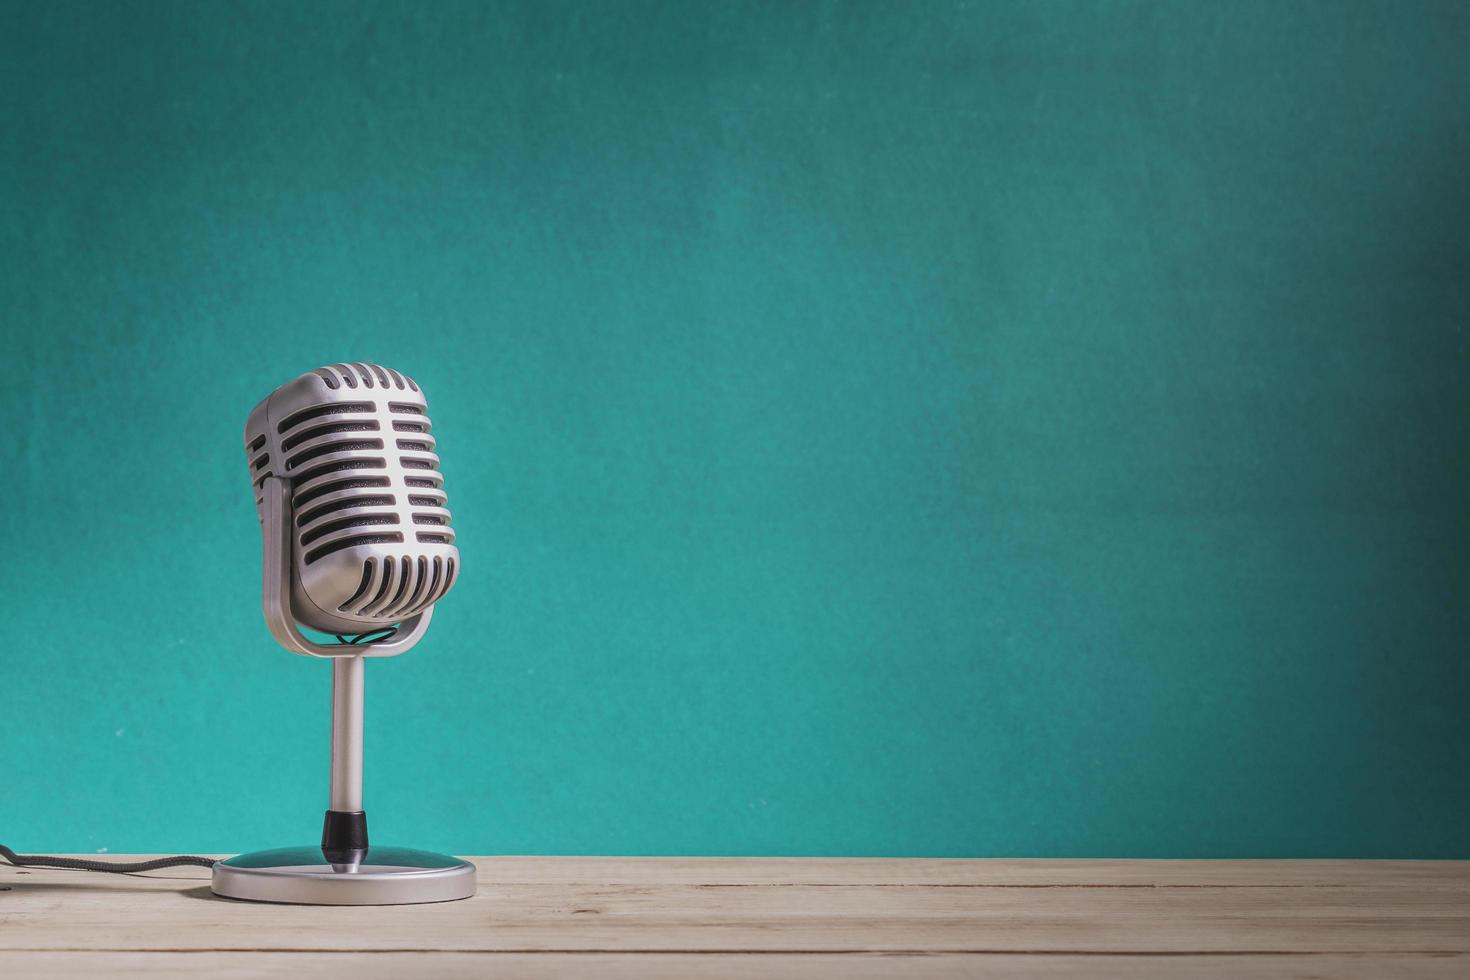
[211,846,476,905]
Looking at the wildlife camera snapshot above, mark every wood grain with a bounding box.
[4,952,1470,979]
[2,858,1465,977]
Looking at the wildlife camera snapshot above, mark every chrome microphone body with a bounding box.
[243,362,459,636]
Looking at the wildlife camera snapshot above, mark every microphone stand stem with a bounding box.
[330,654,365,813]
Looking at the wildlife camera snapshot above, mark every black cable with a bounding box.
[334,627,399,645]
[0,844,214,873]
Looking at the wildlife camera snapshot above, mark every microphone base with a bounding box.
[210,845,476,905]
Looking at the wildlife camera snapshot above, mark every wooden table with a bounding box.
[2,857,1466,977]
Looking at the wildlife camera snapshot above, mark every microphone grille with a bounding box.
[245,362,460,632]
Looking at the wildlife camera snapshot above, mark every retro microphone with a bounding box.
[211,362,476,905]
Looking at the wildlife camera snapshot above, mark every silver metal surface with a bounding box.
[244,362,460,645]
[330,655,365,812]
[211,847,476,905]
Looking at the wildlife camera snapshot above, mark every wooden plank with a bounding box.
[2,858,1467,956]
[463,857,1470,889]
[1,951,1469,979]
[11,855,1469,886]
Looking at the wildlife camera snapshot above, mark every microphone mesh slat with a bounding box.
[276,401,374,434]
[280,419,381,453]
[296,494,397,529]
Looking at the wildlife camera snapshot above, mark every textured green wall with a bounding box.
[3,0,1468,857]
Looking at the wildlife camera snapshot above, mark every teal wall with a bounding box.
[3,0,1468,858]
